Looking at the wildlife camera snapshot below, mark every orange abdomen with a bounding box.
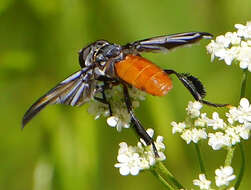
[115,55,173,96]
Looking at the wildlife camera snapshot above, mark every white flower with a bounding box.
[193,174,211,190]
[114,142,142,176]
[146,128,154,137]
[235,125,250,140]
[225,32,241,45]
[107,116,119,127]
[227,98,251,125]
[236,125,250,140]
[186,101,203,118]
[238,98,251,122]
[139,129,166,163]
[235,21,251,39]
[194,113,209,127]
[207,21,251,72]
[192,128,208,142]
[207,34,240,66]
[88,86,146,131]
[220,47,237,66]
[208,132,231,150]
[207,112,227,130]
[206,40,218,61]
[237,41,251,71]
[225,127,241,145]
[181,128,207,144]
[215,166,236,187]
[181,129,193,144]
[171,121,186,134]
[173,99,251,150]
[115,129,166,175]
[216,35,231,48]
[154,136,166,161]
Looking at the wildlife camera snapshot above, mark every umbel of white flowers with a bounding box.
[171,98,251,150]
[193,166,236,190]
[207,21,251,72]
[88,85,146,131]
[114,128,166,176]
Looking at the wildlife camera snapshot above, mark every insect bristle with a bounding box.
[183,73,206,98]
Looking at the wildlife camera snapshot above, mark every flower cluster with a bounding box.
[114,129,166,175]
[171,98,251,150]
[88,85,146,131]
[215,166,236,187]
[207,21,251,72]
[193,166,235,189]
[193,174,211,190]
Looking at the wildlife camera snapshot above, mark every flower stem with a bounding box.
[240,69,248,99]
[235,143,245,189]
[194,143,206,175]
[224,146,235,166]
[219,147,235,190]
[151,170,174,189]
[153,161,184,189]
[234,69,248,189]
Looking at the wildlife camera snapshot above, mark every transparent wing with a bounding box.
[22,67,95,128]
[125,32,213,53]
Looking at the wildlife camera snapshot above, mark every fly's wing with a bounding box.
[22,67,96,128]
[125,32,213,53]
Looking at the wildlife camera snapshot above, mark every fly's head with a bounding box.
[79,40,124,78]
[78,40,108,68]
[78,40,123,68]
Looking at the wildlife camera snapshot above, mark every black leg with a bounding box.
[165,69,229,107]
[94,84,113,116]
[94,75,122,115]
[122,83,159,158]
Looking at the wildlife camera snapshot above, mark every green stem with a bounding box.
[222,147,235,190]
[240,69,248,99]
[235,143,245,189]
[194,143,206,175]
[234,69,248,189]
[219,148,236,190]
[151,170,174,190]
[224,146,235,166]
[153,161,184,189]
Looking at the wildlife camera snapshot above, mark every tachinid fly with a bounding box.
[22,32,228,157]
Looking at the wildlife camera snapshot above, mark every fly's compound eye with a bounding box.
[78,50,85,67]
[79,46,92,67]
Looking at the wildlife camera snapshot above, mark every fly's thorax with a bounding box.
[94,43,125,78]
[94,57,123,79]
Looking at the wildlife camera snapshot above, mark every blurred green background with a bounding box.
[1,0,251,189]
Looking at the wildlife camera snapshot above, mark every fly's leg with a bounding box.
[94,76,120,116]
[94,84,113,116]
[122,83,159,158]
[165,69,229,107]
